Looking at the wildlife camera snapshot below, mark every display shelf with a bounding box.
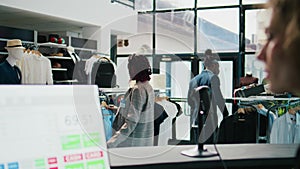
[73,47,97,52]
[0,26,96,85]
[0,38,34,44]
[38,39,76,84]
[45,56,72,60]
[38,42,67,48]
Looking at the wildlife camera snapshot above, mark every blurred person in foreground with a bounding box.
[257,0,300,96]
[107,54,154,148]
[256,0,300,168]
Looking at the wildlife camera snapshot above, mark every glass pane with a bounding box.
[243,0,267,5]
[244,54,267,84]
[156,11,194,54]
[197,8,239,52]
[197,0,238,7]
[117,14,153,55]
[245,9,270,52]
[112,0,135,8]
[160,60,192,141]
[116,57,130,88]
[157,0,194,10]
[135,0,153,11]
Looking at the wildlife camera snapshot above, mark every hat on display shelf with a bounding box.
[5,39,25,49]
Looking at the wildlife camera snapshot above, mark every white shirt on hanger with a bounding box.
[84,55,99,75]
[18,52,53,85]
[156,99,178,146]
[270,112,300,144]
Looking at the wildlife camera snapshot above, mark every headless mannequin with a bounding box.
[0,47,24,84]
[6,48,23,66]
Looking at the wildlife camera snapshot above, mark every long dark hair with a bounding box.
[128,54,152,82]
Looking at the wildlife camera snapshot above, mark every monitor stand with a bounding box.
[181,143,218,157]
[181,106,218,157]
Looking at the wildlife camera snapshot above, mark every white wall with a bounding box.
[1,0,137,54]
[1,0,137,33]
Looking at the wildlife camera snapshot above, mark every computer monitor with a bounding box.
[0,85,110,169]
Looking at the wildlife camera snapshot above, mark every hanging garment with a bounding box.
[239,74,259,87]
[154,102,168,146]
[0,60,21,84]
[84,55,99,75]
[18,52,53,84]
[270,112,300,144]
[218,109,267,144]
[102,107,115,141]
[156,99,178,146]
[256,106,277,136]
[84,55,117,87]
[92,57,116,88]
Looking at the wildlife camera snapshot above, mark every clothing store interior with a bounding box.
[0,0,299,169]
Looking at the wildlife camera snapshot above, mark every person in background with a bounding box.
[0,39,24,84]
[187,49,229,144]
[257,0,300,96]
[107,54,154,148]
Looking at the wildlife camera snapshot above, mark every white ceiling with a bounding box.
[0,5,96,33]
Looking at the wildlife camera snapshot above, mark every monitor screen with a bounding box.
[0,85,110,169]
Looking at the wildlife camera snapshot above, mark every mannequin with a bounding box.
[66,46,80,64]
[0,39,25,84]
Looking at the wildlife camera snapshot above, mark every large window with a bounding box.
[115,0,272,145]
[245,9,269,52]
[197,0,238,7]
[117,14,153,55]
[157,0,194,9]
[197,8,239,52]
[244,54,266,83]
[243,0,267,5]
[116,57,130,88]
[156,12,194,54]
[135,0,153,11]
[160,60,192,140]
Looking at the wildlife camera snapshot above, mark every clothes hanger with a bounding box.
[155,96,168,102]
[288,105,300,115]
[237,108,246,121]
[236,106,256,121]
[286,100,300,115]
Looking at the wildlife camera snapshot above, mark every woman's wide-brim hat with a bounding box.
[5,39,25,49]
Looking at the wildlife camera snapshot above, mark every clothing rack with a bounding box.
[233,96,300,143]
[169,97,190,117]
[287,99,300,108]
